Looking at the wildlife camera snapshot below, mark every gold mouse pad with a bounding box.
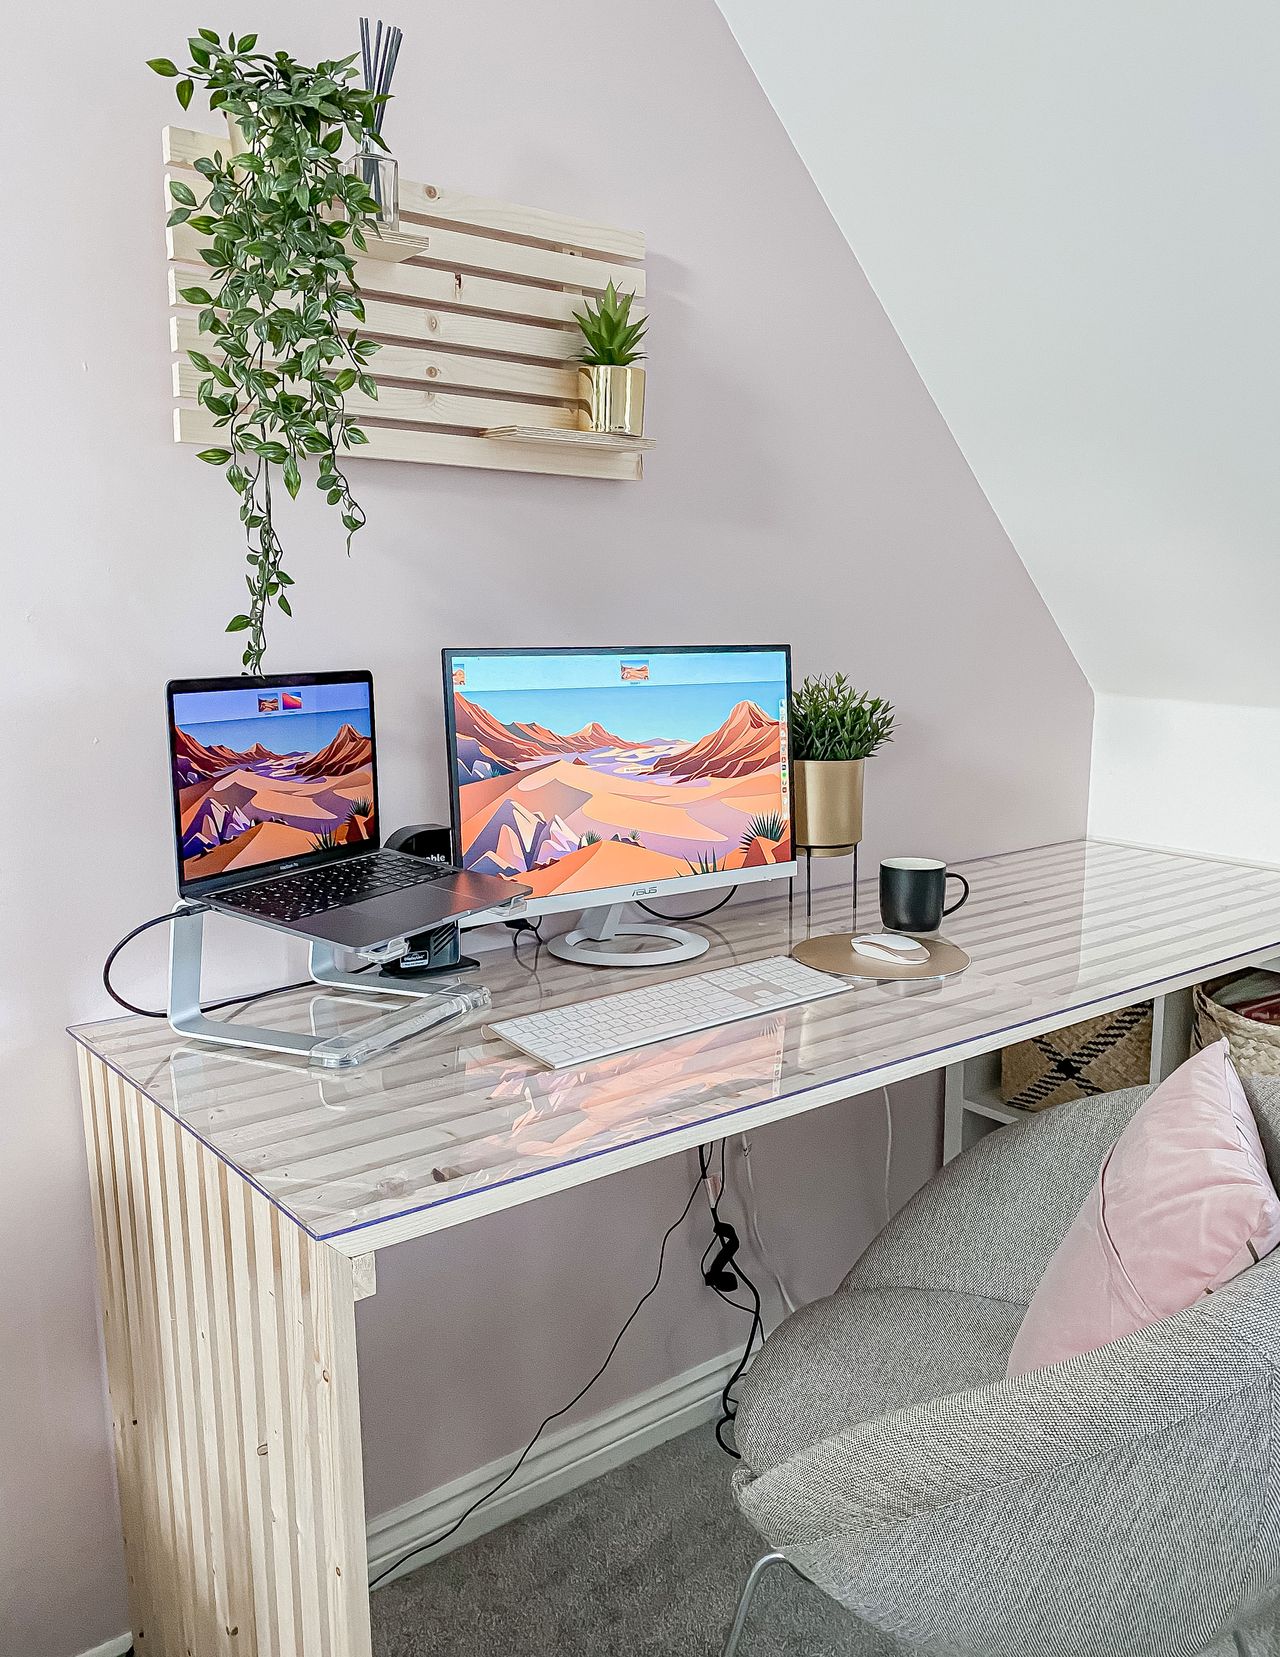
[792,933,971,981]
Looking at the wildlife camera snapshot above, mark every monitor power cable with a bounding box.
[636,888,735,923]
[367,1157,709,1591]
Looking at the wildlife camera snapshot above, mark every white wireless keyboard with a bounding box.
[487,956,851,1069]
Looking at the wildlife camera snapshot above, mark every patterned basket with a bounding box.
[1193,983,1280,1078]
[1001,1003,1153,1111]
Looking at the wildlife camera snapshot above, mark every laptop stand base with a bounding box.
[167,903,463,1061]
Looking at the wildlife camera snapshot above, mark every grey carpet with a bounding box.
[371,1424,902,1656]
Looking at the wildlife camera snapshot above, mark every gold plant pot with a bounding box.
[792,758,865,857]
[579,364,646,436]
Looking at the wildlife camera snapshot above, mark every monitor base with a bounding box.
[545,903,709,968]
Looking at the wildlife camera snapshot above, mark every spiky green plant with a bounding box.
[572,281,647,366]
[580,830,602,846]
[348,797,373,817]
[685,849,721,875]
[740,811,786,850]
[310,827,342,851]
[790,674,895,762]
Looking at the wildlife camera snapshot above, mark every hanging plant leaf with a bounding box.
[150,27,386,673]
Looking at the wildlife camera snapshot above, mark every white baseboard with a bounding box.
[76,1347,738,1651]
[74,1636,132,1657]
[366,1345,739,1588]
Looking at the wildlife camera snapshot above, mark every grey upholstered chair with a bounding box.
[725,1075,1280,1657]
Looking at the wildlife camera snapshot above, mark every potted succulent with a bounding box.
[572,281,647,436]
[790,674,895,857]
[149,30,387,672]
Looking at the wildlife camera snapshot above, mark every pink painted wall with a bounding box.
[0,2,1091,1652]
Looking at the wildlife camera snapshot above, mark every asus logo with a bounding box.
[632,884,658,897]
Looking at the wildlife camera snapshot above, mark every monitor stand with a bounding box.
[545,902,709,968]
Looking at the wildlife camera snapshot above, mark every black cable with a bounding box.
[101,907,355,1020]
[367,1163,707,1591]
[506,916,543,972]
[715,1267,762,1459]
[102,909,210,1018]
[699,1143,764,1459]
[636,887,736,923]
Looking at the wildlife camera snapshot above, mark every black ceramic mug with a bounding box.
[879,857,970,934]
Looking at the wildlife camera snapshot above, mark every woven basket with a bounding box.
[1001,1002,1153,1111]
[1193,984,1280,1077]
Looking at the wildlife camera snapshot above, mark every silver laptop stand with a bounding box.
[168,902,462,1061]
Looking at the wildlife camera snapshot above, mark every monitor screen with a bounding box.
[169,673,376,890]
[444,646,793,905]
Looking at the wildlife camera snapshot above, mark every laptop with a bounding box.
[167,670,526,950]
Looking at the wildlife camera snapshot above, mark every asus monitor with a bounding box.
[443,645,795,964]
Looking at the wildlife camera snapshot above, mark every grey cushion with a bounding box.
[1244,1074,1280,1175]
[732,1070,1280,1657]
[845,1085,1152,1304]
[736,1287,1025,1476]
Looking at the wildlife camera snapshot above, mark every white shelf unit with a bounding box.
[942,985,1198,1162]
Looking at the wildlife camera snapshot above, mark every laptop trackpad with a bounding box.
[299,879,506,951]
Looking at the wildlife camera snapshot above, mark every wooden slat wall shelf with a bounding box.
[163,125,649,482]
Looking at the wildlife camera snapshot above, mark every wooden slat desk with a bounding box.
[70,839,1280,1657]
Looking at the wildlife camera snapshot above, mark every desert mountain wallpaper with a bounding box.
[172,694,375,882]
[452,656,792,898]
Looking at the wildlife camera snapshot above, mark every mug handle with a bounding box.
[943,872,970,916]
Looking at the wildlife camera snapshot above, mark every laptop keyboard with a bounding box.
[216,852,454,924]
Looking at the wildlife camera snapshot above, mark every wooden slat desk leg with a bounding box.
[78,1051,372,1657]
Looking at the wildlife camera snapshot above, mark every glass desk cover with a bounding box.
[71,840,1280,1255]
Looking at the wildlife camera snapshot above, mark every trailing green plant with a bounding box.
[740,811,786,849]
[149,30,388,672]
[572,281,647,366]
[790,673,895,762]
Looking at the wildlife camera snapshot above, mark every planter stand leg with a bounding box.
[852,842,860,934]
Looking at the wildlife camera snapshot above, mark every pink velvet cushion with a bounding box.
[1007,1039,1280,1377]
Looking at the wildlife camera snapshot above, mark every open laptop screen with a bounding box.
[167,671,377,895]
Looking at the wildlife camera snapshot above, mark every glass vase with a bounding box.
[349,144,399,233]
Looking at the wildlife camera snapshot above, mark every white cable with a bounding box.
[738,1134,798,1320]
[733,1094,894,1328]
[883,1085,894,1227]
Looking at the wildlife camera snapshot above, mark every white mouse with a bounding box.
[851,932,931,965]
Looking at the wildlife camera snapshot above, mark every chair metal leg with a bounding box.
[721,1551,789,1657]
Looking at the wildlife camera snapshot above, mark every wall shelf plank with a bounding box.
[162,125,648,481]
[174,407,643,481]
[350,228,431,264]
[485,426,656,453]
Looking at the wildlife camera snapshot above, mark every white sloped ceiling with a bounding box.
[717,0,1280,709]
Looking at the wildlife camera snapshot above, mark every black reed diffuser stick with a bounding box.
[359,18,403,134]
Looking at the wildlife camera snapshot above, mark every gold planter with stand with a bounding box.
[579,364,646,436]
[792,758,865,857]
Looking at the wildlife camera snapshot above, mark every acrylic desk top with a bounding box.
[71,839,1280,1255]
